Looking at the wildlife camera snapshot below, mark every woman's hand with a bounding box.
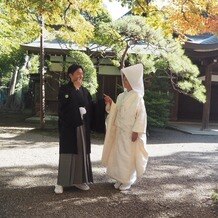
[131,132,138,142]
[104,94,112,105]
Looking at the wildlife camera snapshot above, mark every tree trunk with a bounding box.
[4,66,19,110]
[9,66,19,95]
[39,16,46,129]
[4,55,31,111]
[120,42,130,69]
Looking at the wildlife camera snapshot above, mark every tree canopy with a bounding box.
[0,0,211,127]
[95,15,206,102]
[0,0,209,103]
[0,0,105,54]
[0,0,106,85]
[116,0,218,36]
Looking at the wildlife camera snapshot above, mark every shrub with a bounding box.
[144,71,173,128]
[211,190,218,203]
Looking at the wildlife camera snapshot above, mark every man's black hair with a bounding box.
[67,64,84,75]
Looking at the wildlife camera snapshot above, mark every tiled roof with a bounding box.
[186,34,218,44]
[184,34,218,52]
[22,38,113,54]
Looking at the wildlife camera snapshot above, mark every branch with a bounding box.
[63,0,73,22]
[45,24,75,32]
[180,0,203,23]
[135,0,147,12]
[120,42,130,69]
[166,70,194,98]
[135,0,166,17]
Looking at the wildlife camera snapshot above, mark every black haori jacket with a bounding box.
[58,82,93,154]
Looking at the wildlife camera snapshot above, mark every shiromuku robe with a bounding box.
[102,90,148,184]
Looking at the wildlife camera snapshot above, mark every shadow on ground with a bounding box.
[0,112,218,217]
[148,128,218,144]
[0,151,217,217]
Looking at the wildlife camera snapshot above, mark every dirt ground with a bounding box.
[0,112,217,218]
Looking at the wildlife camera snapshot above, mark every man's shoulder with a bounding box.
[59,83,69,90]
[58,84,71,96]
[81,86,90,94]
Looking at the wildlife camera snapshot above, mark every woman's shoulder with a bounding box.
[117,90,140,99]
[128,90,142,100]
[129,91,145,106]
[131,90,139,96]
[117,91,125,100]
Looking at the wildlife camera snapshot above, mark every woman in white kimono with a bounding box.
[102,63,148,191]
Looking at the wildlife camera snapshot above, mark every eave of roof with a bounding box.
[184,33,218,52]
[21,38,114,55]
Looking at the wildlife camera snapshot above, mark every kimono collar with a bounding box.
[68,81,80,91]
[120,63,144,97]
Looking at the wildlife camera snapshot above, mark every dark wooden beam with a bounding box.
[184,50,218,59]
[184,41,218,51]
[201,64,213,130]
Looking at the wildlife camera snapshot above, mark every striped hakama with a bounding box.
[57,125,93,186]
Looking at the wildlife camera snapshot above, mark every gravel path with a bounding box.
[0,125,217,218]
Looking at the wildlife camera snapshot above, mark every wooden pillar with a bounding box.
[201,64,212,130]
[95,57,102,100]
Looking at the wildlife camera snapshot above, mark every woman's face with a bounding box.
[69,68,84,83]
[123,74,132,91]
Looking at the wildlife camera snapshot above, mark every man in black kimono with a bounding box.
[54,64,93,194]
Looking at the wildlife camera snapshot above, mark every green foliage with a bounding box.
[116,0,218,35]
[145,76,172,128]
[16,68,27,91]
[2,0,105,46]
[0,2,38,56]
[0,50,25,86]
[128,53,156,74]
[102,13,206,126]
[211,190,218,203]
[144,68,172,128]
[83,7,115,48]
[68,51,98,95]
[145,90,172,128]
[83,7,112,26]
[28,55,40,74]
[92,22,122,50]
[164,51,206,102]
[114,15,150,41]
[125,53,172,128]
[111,15,206,103]
[17,55,39,94]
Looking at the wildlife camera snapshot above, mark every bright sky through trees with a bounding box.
[104,0,170,20]
[104,0,129,20]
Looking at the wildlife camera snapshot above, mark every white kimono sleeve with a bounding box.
[132,98,147,134]
[101,102,117,166]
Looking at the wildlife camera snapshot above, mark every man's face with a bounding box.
[69,68,84,82]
